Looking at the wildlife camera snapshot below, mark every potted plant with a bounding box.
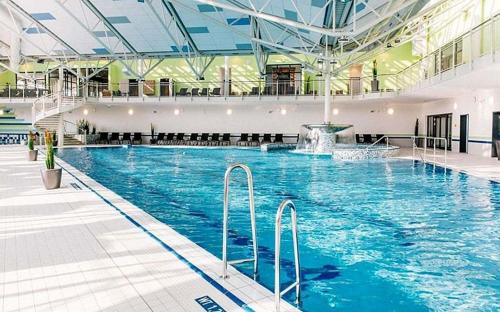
[371,59,379,92]
[41,130,62,190]
[27,130,38,161]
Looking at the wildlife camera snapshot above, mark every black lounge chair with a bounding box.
[286,85,296,95]
[211,88,221,96]
[249,133,260,146]
[191,88,199,96]
[376,134,386,144]
[250,87,260,96]
[355,134,362,143]
[122,132,131,144]
[176,88,188,96]
[132,132,142,145]
[274,133,283,143]
[262,133,272,144]
[208,133,220,146]
[174,133,185,145]
[200,88,209,96]
[262,86,272,95]
[155,132,165,145]
[198,133,209,146]
[221,133,231,146]
[98,132,109,144]
[187,133,198,145]
[165,133,175,145]
[110,132,120,144]
[363,134,373,144]
[237,133,249,146]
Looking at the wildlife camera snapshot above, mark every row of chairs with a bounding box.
[98,132,143,144]
[176,87,221,97]
[153,133,285,146]
[356,134,387,144]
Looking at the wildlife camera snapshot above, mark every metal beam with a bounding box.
[80,0,138,55]
[161,0,200,54]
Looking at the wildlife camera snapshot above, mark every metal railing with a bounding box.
[274,199,300,312]
[32,91,85,125]
[222,164,258,280]
[411,136,448,169]
[365,135,390,150]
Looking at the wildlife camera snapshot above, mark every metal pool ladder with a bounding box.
[222,164,258,279]
[275,199,301,312]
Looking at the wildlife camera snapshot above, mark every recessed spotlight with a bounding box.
[83,108,89,115]
[128,108,134,115]
[280,108,287,115]
[0,109,3,115]
[174,108,180,116]
[226,108,233,115]
[387,108,394,115]
[333,108,339,115]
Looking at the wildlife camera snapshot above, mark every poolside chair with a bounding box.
[250,87,260,96]
[208,133,220,146]
[220,133,231,146]
[98,132,109,144]
[262,86,272,95]
[274,133,284,144]
[262,133,272,144]
[191,88,199,96]
[155,132,165,145]
[355,134,361,143]
[165,133,175,145]
[198,133,210,146]
[132,133,142,145]
[249,133,261,146]
[187,133,198,145]
[363,134,373,144]
[211,88,221,96]
[110,132,120,144]
[200,88,209,96]
[376,134,386,144]
[176,87,188,96]
[122,133,132,145]
[286,86,295,95]
[236,133,249,146]
[174,133,185,145]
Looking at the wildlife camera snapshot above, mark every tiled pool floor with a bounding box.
[0,146,297,312]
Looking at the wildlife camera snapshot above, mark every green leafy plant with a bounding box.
[77,119,90,135]
[44,130,55,170]
[28,130,35,151]
[372,59,378,80]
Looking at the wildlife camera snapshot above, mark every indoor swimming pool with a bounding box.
[55,146,500,312]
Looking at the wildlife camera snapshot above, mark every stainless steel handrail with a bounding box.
[365,135,389,150]
[275,199,300,312]
[411,136,447,169]
[222,164,258,279]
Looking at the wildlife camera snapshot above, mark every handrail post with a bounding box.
[222,164,258,280]
[275,199,300,312]
[423,137,427,163]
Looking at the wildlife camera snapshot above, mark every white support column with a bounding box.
[57,113,64,147]
[323,41,332,124]
[224,56,229,97]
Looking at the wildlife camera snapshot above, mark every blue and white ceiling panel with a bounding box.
[11,0,128,56]
[171,1,253,51]
[86,0,179,53]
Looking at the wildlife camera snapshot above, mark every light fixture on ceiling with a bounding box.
[338,36,349,43]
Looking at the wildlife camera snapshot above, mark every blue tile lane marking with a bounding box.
[53,158,254,312]
[196,296,227,312]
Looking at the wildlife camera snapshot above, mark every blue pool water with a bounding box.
[55,146,500,311]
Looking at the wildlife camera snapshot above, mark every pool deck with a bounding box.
[0,145,298,312]
[397,147,500,182]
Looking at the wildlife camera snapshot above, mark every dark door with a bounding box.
[427,113,452,150]
[493,112,500,157]
[459,114,468,153]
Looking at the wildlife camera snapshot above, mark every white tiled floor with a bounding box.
[0,146,298,312]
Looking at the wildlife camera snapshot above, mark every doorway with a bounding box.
[427,113,452,150]
[459,114,469,153]
[493,112,500,157]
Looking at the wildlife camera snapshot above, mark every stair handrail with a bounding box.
[365,135,389,150]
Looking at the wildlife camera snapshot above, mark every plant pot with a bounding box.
[41,168,62,190]
[28,149,38,161]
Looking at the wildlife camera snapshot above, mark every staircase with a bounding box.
[63,135,84,146]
